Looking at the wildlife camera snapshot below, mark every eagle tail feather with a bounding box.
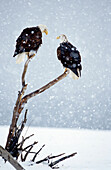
[16,53,26,64]
[69,68,80,80]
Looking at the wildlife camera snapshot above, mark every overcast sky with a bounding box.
[0,0,111,129]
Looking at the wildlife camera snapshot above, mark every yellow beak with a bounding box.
[56,36,60,39]
[44,29,48,35]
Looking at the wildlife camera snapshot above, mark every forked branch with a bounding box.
[5,55,70,162]
[19,69,69,113]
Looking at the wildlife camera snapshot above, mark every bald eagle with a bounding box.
[13,24,48,64]
[57,34,82,80]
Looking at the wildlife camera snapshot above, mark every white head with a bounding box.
[38,24,48,35]
[56,34,68,43]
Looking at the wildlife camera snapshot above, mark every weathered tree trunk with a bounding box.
[5,55,69,157]
[0,54,77,169]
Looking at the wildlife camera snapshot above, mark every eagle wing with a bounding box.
[13,26,42,57]
[57,42,82,77]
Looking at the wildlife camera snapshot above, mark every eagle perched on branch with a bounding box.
[13,24,48,64]
[57,34,82,80]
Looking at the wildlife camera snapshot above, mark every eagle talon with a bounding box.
[28,54,35,59]
[64,68,68,73]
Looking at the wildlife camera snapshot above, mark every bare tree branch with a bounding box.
[17,134,34,148]
[13,109,28,160]
[20,109,28,132]
[22,141,38,162]
[23,141,38,152]
[35,153,65,164]
[23,69,69,101]
[31,144,45,162]
[6,54,69,154]
[5,56,30,151]
[49,152,77,168]
[22,59,30,86]
[19,69,69,114]
[22,54,35,86]
[5,84,27,152]
[5,52,71,166]
[48,153,65,159]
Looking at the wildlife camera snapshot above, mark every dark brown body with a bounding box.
[57,42,82,77]
[13,26,42,57]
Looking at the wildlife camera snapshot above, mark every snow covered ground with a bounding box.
[0,126,111,170]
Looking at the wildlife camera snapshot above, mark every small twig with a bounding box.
[48,153,65,159]
[35,155,50,164]
[20,109,28,131]
[24,151,36,154]
[35,153,65,164]
[49,152,77,168]
[17,134,34,148]
[22,141,37,162]
[18,136,24,160]
[23,141,38,152]
[16,109,28,140]
[31,144,45,162]
[17,134,35,160]
[17,136,24,149]
[21,153,24,162]
[22,146,33,162]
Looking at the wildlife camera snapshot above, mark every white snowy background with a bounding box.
[0,0,111,129]
[0,0,111,169]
